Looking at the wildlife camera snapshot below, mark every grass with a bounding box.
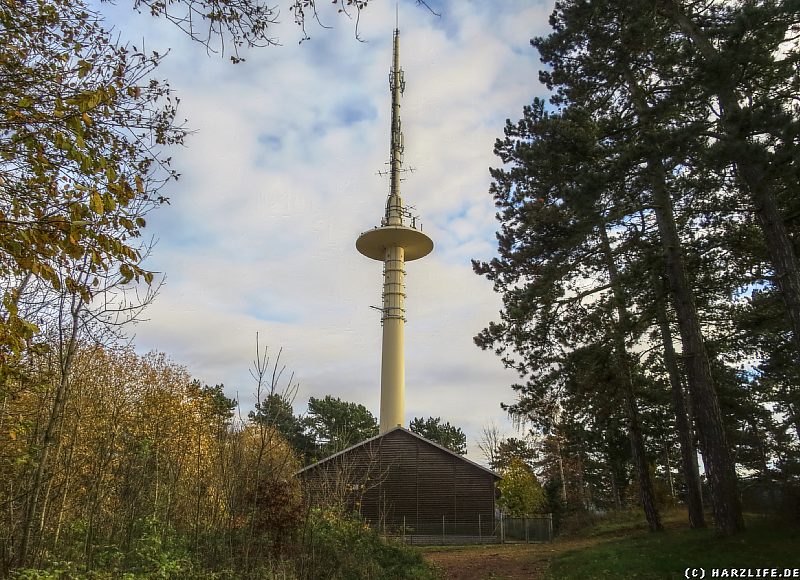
[418,509,799,579]
[569,508,656,538]
[545,512,800,579]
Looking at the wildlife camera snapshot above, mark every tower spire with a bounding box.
[356,27,433,434]
[386,26,404,226]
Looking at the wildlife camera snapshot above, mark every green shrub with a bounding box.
[11,517,221,580]
[299,508,437,580]
[124,516,193,578]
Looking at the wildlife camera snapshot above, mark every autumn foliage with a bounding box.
[497,457,547,518]
[0,339,440,579]
[0,342,306,576]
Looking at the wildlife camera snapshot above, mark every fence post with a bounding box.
[442,515,445,545]
[500,511,504,544]
[525,517,529,543]
[478,514,482,544]
[547,513,553,542]
[403,516,406,544]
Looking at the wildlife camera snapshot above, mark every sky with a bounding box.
[103,0,557,462]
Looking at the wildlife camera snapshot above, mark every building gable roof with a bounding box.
[296,426,501,479]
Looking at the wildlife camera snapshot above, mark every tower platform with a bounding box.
[356,225,433,262]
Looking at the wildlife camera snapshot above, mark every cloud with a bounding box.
[106,0,556,462]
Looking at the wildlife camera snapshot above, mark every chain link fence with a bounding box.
[373,514,553,546]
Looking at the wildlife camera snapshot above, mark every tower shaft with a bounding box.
[379,245,405,432]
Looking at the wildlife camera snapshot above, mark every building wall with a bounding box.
[300,428,498,536]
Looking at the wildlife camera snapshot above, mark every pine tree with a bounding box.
[409,416,467,455]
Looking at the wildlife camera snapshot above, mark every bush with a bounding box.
[11,517,220,580]
[298,508,437,580]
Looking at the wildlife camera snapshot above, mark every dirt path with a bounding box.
[422,538,602,580]
[423,510,692,579]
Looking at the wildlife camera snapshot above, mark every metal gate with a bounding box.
[498,514,553,543]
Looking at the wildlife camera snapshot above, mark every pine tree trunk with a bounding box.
[660,0,800,357]
[556,436,567,504]
[609,464,622,510]
[647,153,744,535]
[622,66,744,536]
[624,390,663,530]
[655,272,706,528]
[599,225,663,531]
[576,456,586,510]
[663,445,674,499]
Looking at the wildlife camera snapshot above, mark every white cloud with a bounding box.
[105,0,556,461]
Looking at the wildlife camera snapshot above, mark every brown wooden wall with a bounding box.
[300,428,498,535]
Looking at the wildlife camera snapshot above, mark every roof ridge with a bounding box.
[295,426,500,479]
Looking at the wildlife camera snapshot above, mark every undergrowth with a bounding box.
[10,509,438,580]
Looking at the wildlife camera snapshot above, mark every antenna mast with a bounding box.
[386,25,405,226]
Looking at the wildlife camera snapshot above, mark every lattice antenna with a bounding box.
[386,25,406,225]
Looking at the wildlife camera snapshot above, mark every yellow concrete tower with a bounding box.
[356,27,433,434]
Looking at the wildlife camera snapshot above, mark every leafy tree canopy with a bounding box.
[497,457,547,517]
[0,0,185,371]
